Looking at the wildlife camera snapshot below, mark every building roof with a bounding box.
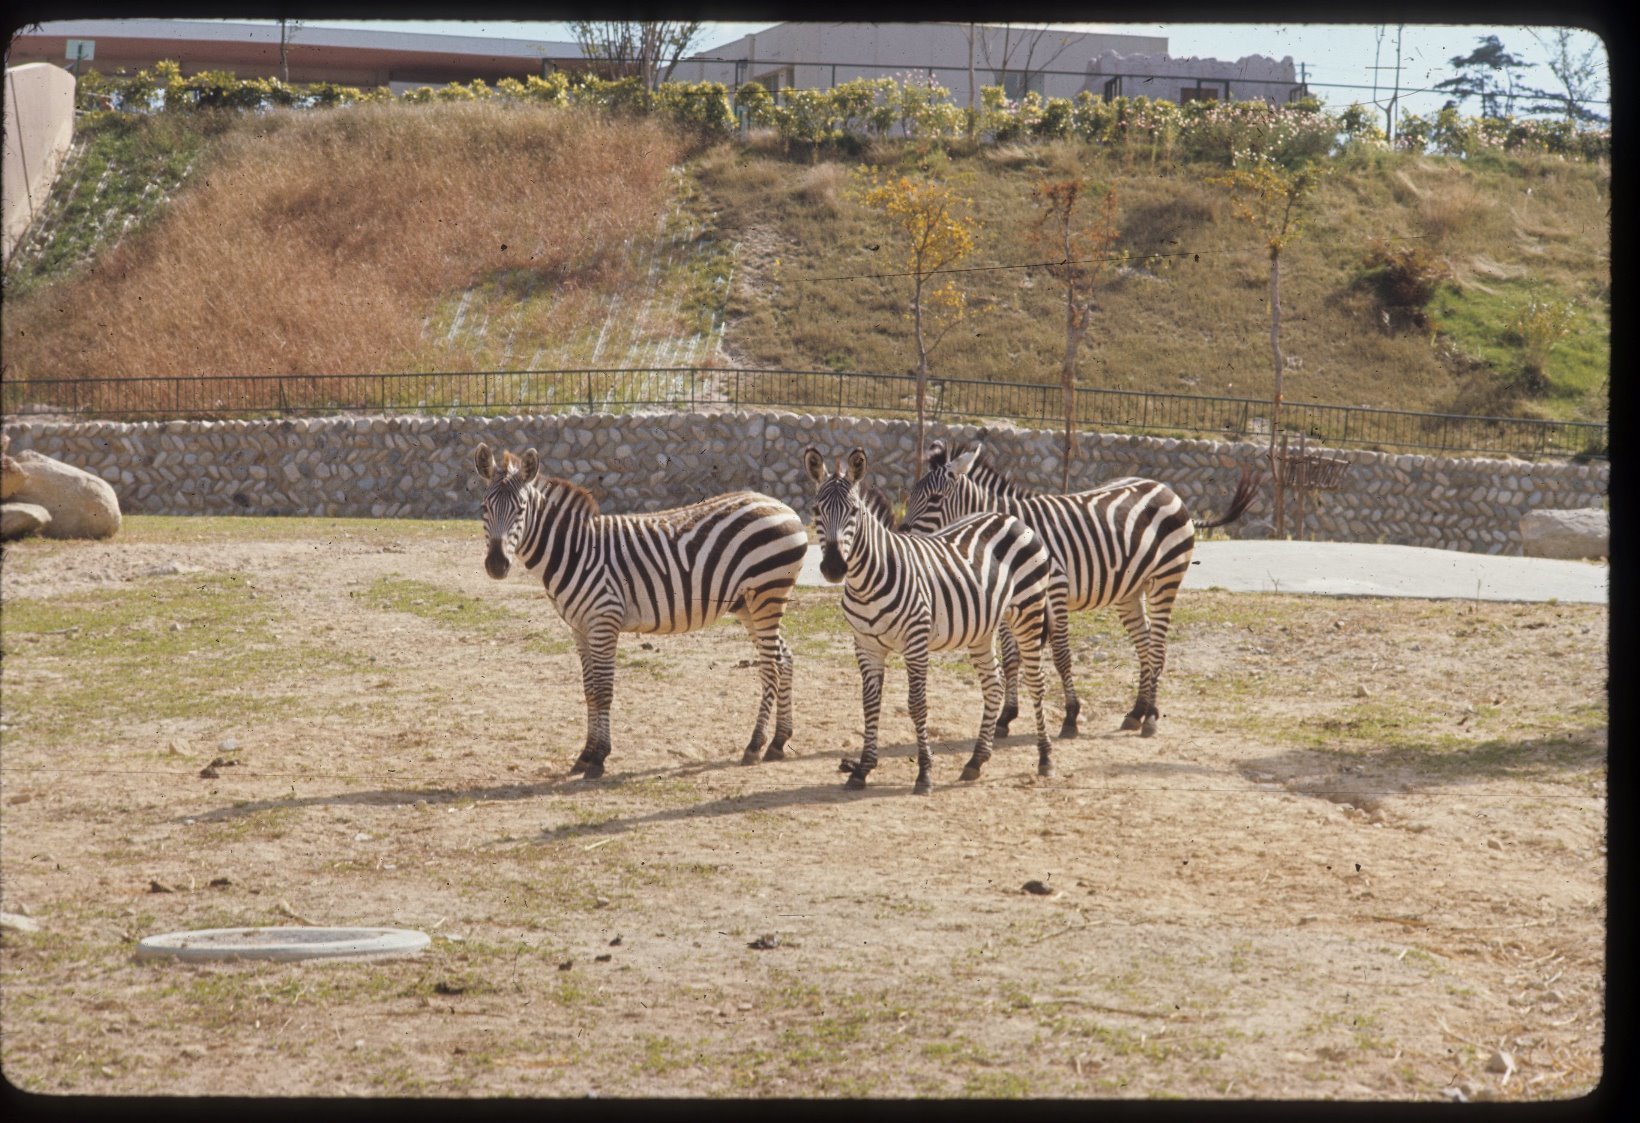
[22,19,585,61]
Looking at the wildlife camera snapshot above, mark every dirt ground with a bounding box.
[0,518,1608,1101]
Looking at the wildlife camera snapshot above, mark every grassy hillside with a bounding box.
[693,138,1608,425]
[2,103,1608,427]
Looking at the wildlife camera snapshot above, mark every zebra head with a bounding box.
[804,446,868,584]
[474,442,539,580]
[899,440,984,533]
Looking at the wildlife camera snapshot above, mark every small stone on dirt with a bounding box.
[208,877,232,888]
[1354,685,1371,699]
[594,896,612,909]
[0,912,41,933]
[434,980,466,995]
[1022,879,1053,895]
[148,880,176,894]
[180,1045,206,1059]
[1486,1049,1516,1075]
[609,935,623,946]
[748,933,782,949]
[219,738,240,752]
[558,960,574,971]
[595,953,613,962]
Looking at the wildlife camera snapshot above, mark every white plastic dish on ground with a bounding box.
[134,926,430,962]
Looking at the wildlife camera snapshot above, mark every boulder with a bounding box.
[1,437,23,500]
[1519,507,1607,560]
[5,449,122,539]
[1,502,52,541]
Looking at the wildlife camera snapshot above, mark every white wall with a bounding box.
[2,63,77,267]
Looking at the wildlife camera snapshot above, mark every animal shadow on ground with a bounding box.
[185,734,1050,826]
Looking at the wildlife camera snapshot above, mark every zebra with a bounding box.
[806,446,1060,793]
[475,443,808,779]
[900,440,1260,738]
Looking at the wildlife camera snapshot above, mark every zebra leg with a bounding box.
[994,623,1020,737]
[907,641,934,795]
[735,614,777,766]
[1017,614,1054,778]
[570,621,618,779]
[1136,577,1184,738]
[1116,594,1153,733]
[1049,585,1080,740]
[959,641,1003,783]
[764,634,795,762]
[842,643,885,790]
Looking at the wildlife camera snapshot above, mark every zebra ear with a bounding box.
[845,448,867,483]
[927,439,948,468]
[474,443,495,481]
[520,448,539,482]
[949,446,981,477]
[802,447,827,485]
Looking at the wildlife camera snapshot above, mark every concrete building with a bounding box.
[7,20,588,94]
[1082,49,1307,105]
[679,22,1169,107]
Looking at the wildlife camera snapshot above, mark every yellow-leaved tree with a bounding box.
[853,170,979,464]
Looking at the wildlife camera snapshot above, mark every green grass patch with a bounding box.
[361,575,516,629]
[1,574,373,737]
[2,111,224,299]
[1432,279,1609,421]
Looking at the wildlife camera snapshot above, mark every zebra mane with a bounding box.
[928,439,1038,500]
[856,481,897,528]
[534,474,601,517]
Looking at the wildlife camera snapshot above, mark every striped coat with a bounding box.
[477,443,807,779]
[901,441,1258,737]
[807,446,1059,793]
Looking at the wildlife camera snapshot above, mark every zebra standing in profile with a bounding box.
[901,440,1260,738]
[806,446,1060,793]
[476,443,808,779]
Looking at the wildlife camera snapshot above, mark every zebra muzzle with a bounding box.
[484,542,511,579]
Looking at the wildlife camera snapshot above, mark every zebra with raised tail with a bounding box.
[901,440,1261,738]
[806,446,1059,793]
[476,444,808,779]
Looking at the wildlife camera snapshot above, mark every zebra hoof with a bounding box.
[958,765,982,782]
[1120,714,1144,732]
[912,778,932,796]
[845,774,867,791]
[994,721,1014,739]
[1038,762,1055,779]
[1140,718,1158,738]
[1057,719,1078,740]
[580,760,606,781]
[762,745,787,762]
[740,749,762,766]
[569,758,590,775]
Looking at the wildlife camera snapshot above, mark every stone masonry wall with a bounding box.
[1,410,1609,554]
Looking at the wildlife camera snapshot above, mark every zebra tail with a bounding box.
[1195,465,1264,530]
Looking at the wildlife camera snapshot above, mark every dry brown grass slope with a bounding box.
[3,102,682,379]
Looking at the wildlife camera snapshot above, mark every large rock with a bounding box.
[1,502,52,541]
[1,437,24,500]
[1519,507,1607,560]
[5,449,122,539]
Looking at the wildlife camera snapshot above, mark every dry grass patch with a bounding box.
[3,102,681,383]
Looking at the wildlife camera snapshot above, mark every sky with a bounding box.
[214,19,1613,123]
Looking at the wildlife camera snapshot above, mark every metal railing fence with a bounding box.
[1,367,1607,460]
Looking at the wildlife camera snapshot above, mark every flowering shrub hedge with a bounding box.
[72,61,1610,164]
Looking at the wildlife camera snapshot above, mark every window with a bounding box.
[1102,76,1122,101]
[755,66,794,93]
[1181,85,1219,103]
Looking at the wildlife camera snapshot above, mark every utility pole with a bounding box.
[1367,22,1405,144]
